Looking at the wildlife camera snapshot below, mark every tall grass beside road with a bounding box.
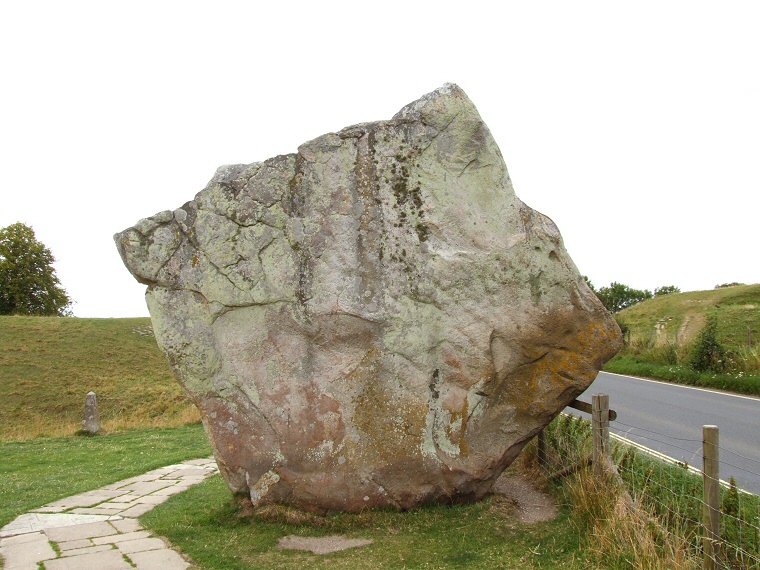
[530,415,760,569]
[604,355,760,395]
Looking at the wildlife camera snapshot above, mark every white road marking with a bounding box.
[602,371,760,402]
[561,412,755,493]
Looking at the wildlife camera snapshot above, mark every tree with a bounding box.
[654,285,680,296]
[715,282,744,289]
[595,282,653,313]
[0,223,72,316]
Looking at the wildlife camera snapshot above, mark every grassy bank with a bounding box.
[0,315,199,440]
[607,284,760,395]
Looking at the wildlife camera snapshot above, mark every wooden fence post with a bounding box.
[592,393,610,478]
[537,429,547,469]
[703,425,720,570]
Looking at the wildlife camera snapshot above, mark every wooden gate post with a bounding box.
[703,425,720,570]
[592,393,610,478]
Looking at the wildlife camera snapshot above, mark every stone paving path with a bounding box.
[0,457,218,570]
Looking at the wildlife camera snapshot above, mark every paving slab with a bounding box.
[110,519,142,533]
[0,531,49,546]
[0,532,56,566]
[132,494,170,505]
[130,548,190,570]
[153,484,193,496]
[44,521,118,542]
[115,480,177,495]
[0,513,117,538]
[117,537,166,554]
[163,467,208,478]
[118,503,156,518]
[92,530,151,545]
[105,494,139,503]
[41,490,128,509]
[0,456,218,570]
[70,507,125,516]
[151,466,180,474]
[57,539,92,551]
[60,544,114,557]
[44,549,133,570]
[174,476,207,485]
[29,506,68,513]
[100,472,161,489]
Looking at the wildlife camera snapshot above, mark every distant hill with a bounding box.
[615,283,760,350]
[607,284,760,394]
[0,316,198,440]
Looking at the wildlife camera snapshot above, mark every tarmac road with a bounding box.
[567,371,760,494]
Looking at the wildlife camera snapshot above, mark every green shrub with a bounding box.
[615,317,630,344]
[689,314,726,373]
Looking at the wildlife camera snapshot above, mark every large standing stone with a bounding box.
[115,84,622,513]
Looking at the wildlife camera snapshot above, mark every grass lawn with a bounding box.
[141,473,587,570]
[0,423,211,529]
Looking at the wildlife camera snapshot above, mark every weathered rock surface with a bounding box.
[115,84,622,513]
[81,391,100,434]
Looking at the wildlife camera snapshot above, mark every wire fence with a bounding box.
[535,403,760,569]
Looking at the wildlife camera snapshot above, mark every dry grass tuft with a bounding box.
[564,464,698,569]
[485,494,519,517]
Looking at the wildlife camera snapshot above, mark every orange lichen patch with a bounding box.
[351,349,426,464]
[437,384,472,457]
[447,399,470,456]
[501,313,622,416]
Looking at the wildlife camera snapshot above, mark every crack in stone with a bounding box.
[367,476,402,509]
[228,384,280,439]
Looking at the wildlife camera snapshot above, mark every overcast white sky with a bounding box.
[1,1,758,318]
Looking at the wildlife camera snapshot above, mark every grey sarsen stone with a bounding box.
[115,84,621,513]
[82,391,100,434]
